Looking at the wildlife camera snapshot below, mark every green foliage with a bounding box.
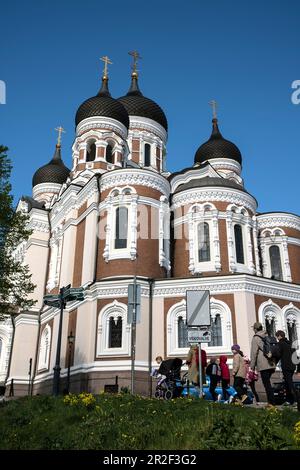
[0,145,36,318]
[0,394,299,450]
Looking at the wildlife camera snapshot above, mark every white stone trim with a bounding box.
[14,313,39,328]
[100,169,170,196]
[33,182,62,201]
[0,318,13,384]
[187,206,218,274]
[102,189,138,262]
[159,196,171,271]
[172,187,257,213]
[259,236,292,282]
[257,213,300,232]
[258,299,284,331]
[37,324,51,371]
[166,297,233,357]
[152,274,300,301]
[96,300,131,357]
[128,116,167,143]
[76,116,128,141]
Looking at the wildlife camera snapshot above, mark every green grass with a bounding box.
[0,394,299,450]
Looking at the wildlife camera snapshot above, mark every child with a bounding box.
[206,357,220,401]
[151,355,166,386]
[244,356,259,403]
[219,355,230,402]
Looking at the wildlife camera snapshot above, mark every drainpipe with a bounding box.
[31,210,51,394]
[93,175,101,283]
[148,278,154,397]
[5,314,15,390]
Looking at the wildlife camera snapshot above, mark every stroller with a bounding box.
[154,358,183,400]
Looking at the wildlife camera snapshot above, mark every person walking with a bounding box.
[244,356,260,403]
[206,357,220,401]
[250,322,276,406]
[231,344,247,403]
[273,330,296,405]
[219,355,230,401]
[186,345,207,386]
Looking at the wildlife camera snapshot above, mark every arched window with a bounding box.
[115,207,128,249]
[109,316,122,348]
[287,320,298,344]
[198,222,210,262]
[86,141,96,162]
[96,300,131,356]
[178,316,188,348]
[265,317,276,336]
[38,325,51,370]
[106,144,113,164]
[234,224,244,264]
[144,143,151,166]
[269,245,283,281]
[211,314,222,346]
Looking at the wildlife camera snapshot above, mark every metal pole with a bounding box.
[198,343,203,399]
[53,287,65,396]
[130,276,137,394]
[66,343,71,394]
[28,358,32,396]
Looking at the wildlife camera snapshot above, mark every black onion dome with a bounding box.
[194,118,242,165]
[75,77,129,128]
[32,145,70,187]
[118,74,168,131]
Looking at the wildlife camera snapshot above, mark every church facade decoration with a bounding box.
[1,55,300,396]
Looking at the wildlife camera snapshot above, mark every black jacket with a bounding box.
[273,338,296,372]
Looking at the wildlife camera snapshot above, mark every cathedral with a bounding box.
[1,54,300,396]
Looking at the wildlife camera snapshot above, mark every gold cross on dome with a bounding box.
[128,50,142,74]
[55,126,66,146]
[100,55,113,78]
[209,100,218,119]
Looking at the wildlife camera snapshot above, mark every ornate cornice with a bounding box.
[76,116,128,141]
[33,182,62,199]
[100,169,170,196]
[129,116,167,143]
[152,275,300,301]
[172,187,257,212]
[257,213,300,232]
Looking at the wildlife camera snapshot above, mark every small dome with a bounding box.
[118,74,168,131]
[32,145,70,187]
[75,77,129,128]
[194,118,242,165]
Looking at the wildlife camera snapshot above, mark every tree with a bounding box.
[0,146,36,318]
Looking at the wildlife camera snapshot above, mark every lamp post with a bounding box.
[66,331,75,394]
[43,285,84,396]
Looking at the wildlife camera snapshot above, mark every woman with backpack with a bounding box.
[250,322,276,406]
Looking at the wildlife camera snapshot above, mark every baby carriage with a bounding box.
[154,358,183,400]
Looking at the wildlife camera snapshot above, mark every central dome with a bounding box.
[118,74,168,131]
[75,78,129,128]
[194,118,242,165]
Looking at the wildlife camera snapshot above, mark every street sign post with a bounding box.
[43,284,85,396]
[188,329,211,343]
[128,278,141,394]
[186,290,210,327]
[186,290,211,400]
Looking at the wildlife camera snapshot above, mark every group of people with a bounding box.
[184,321,299,406]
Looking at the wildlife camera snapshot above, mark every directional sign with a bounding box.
[67,288,85,302]
[186,290,210,327]
[188,329,211,343]
[128,283,141,324]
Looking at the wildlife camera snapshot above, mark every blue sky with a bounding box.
[1,0,299,213]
